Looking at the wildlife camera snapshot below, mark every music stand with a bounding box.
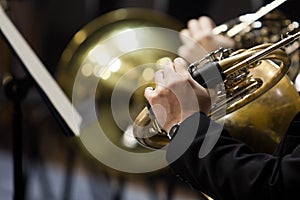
[0,5,82,200]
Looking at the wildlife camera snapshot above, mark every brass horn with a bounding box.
[56,8,185,160]
[214,8,300,81]
[56,8,300,171]
[133,32,300,153]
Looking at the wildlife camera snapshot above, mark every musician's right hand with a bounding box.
[144,58,214,133]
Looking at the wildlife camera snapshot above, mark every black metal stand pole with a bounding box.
[3,73,31,200]
[12,94,24,200]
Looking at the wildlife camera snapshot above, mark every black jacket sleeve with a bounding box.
[166,112,300,200]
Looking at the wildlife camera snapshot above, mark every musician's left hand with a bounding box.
[178,16,235,62]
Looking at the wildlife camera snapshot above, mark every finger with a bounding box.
[179,29,192,44]
[154,70,164,84]
[144,86,154,101]
[198,16,216,31]
[173,57,189,75]
[163,61,177,78]
[180,29,191,37]
[187,19,201,38]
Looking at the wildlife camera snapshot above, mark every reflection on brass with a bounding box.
[133,33,300,153]
[230,10,300,81]
[56,8,300,164]
[55,8,300,200]
[56,8,184,156]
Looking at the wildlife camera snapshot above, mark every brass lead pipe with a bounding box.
[221,32,300,75]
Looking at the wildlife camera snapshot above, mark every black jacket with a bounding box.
[166,112,300,200]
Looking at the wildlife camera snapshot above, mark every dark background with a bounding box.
[0,0,297,199]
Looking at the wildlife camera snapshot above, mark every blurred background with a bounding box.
[0,0,293,199]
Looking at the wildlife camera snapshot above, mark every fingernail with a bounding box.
[145,87,154,91]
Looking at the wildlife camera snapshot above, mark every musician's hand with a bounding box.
[178,16,235,62]
[144,58,214,132]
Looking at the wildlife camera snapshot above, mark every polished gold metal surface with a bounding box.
[56,7,300,164]
[227,10,300,81]
[133,33,300,153]
[54,8,300,200]
[223,69,300,153]
[56,8,184,160]
[214,10,300,153]
[134,61,300,154]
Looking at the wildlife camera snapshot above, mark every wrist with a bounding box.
[167,122,181,140]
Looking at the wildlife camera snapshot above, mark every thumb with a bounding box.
[144,87,154,101]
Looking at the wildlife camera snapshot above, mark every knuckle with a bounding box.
[194,32,212,43]
[181,73,191,82]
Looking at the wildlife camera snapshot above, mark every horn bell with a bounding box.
[56,8,185,172]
